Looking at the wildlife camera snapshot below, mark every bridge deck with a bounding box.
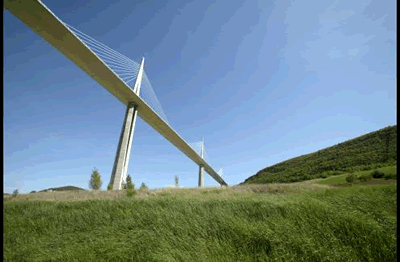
[5,0,228,186]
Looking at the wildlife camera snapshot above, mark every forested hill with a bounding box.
[241,125,397,185]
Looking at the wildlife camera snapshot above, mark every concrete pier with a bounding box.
[109,102,137,190]
[109,58,144,190]
[198,137,205,187]
[198,166,204,187]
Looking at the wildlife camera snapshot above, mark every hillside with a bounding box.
[241,125,397,185]
[37,186,87,193]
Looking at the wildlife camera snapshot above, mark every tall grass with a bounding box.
[4,184,396,261]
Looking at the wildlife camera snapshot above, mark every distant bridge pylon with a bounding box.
[189,138,224,187]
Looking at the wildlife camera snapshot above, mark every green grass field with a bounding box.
[4,182,397,261]
[316,165,397,185]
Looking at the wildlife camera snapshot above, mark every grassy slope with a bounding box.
[317,165,397,185]
[4,184,397,261]
[242,125,397,185]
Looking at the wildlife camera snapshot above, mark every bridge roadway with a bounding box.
[5,0,228,186]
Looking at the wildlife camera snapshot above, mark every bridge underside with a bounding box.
[5,0,228,187]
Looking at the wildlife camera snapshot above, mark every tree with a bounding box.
[12,189,19,197]
[140,182,148,190]
[174,175,179,187]
[89,167,103,190]
[125,175,136,197]
[125,174,134,190]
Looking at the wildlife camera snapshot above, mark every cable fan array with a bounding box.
[61,22,223,183]
[189,140,224,181]
[189,140,212,161]
[64,22,169,125]
[189,141,205,158]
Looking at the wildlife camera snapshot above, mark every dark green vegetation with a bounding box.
[4,184,397,261]
[242,125,397,184]
[38,186,87,193]
[317,166,397,186]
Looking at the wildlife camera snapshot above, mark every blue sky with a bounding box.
[4,0,396,193]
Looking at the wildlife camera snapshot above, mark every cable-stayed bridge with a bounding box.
[4,0,228,189]
[189,139,225,187]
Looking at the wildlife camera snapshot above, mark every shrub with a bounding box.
[12,189,19,197]
[320,173,328,179]
[127,182,134,190]
[346,174,356,183]
[371,170,385,179]
[384,173,397,180]
[126,189,137,197]
[29,191,36,194]
[359,174,372,182]
[125,175,134,190]
[107,184,113,191]
[140,182,148,190]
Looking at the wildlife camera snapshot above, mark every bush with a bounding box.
[126,189,137,197]
[371,170,385,179]
[359,174,372,182]
[346,174,356,183]
[384,173,397,180]
[140,182,148,190]
[107,184,113,191]
[12,189,19,197]
[124,175,134,190]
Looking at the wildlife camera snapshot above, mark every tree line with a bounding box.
[89,167,148,191]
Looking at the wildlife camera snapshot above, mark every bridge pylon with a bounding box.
[198,137,205,187]
[109,57,145,190]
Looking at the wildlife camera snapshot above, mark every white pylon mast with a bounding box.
[110,57,145,190]
[121,57,145,187]
[198,136,205,187]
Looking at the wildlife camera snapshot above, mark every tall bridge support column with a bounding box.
[198,137,205,187]
[198,166,204,187]
[109,57,145,190]
[109,102,138,190]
